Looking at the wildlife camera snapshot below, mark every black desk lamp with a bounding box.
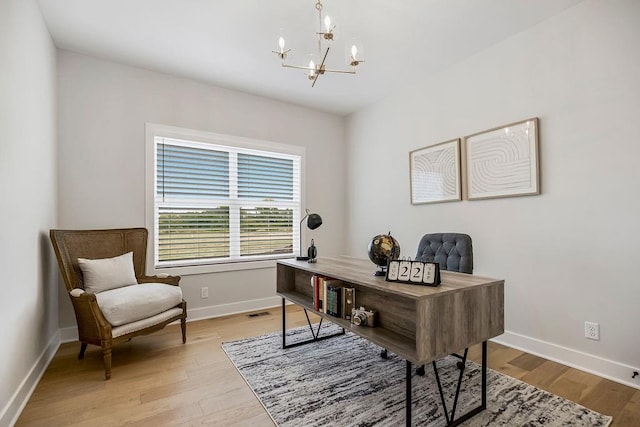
[296,209,322,261]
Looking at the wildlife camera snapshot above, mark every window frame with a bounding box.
[145,123,305,275]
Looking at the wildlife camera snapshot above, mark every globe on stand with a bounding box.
[367,232,401,276]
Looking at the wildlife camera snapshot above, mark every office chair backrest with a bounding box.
[415,233,473,274]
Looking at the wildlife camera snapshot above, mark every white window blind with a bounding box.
[154,136,300,268]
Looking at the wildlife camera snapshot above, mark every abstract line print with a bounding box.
[466,118,539,200]
[410,139,461,204]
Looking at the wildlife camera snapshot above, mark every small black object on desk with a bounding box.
[307,239,317,263]
[296,209,322,261]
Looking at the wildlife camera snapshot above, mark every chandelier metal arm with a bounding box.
[281,63,315,71]
[280,62,356,74]
[317,68,356,74]
[311,46,330,87]
[311,72,320,87]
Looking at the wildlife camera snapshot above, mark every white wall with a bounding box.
[0,0,58,424]
[346,0,640,388]
[56,51,347,329]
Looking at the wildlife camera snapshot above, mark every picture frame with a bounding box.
[465,117,540,200]
[409,139,461,205]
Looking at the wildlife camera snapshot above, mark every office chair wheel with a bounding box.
[380,349,388,359]
[457,361,465,370]
[416,365,425,376]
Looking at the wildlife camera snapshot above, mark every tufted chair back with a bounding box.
[415,233,473,274]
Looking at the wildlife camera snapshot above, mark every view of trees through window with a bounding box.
[158,207,293,262]
[239,207,293,256]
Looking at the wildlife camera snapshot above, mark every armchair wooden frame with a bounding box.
[50,228,187,379]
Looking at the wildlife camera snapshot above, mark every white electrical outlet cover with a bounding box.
[585,321,600,340]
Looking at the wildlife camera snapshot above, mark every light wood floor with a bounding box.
[17,306,640,426]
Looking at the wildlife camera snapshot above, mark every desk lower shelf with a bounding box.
[279,290,420,363]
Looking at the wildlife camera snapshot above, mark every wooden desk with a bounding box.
[277,257,505,426]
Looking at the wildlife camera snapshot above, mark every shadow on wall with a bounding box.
[39,231,58,340]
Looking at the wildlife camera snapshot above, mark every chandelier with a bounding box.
[272,0,364,87]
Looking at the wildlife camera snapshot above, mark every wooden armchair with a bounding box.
[50,228,187,379]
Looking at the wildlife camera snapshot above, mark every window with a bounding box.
[146,124,303,273]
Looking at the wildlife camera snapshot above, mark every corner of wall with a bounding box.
[0,332,60,426]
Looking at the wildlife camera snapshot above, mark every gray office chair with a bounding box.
[381,233,474,374]
[415,233,473,274]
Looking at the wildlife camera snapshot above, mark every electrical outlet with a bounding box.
[200,287,209,299]
[584,321,600,340]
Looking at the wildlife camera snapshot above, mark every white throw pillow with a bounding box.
[77,252,137,294]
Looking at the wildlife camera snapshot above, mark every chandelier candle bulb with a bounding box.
[308,60,316,78]
[273,29,290,59]
[322,15,335,40]
[346,40,364,67]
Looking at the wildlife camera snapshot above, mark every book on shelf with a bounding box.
[322,277,328,313]
[311,275,321,311]
[320,277,336,314]
[310,275,325,312]
[326,285,342,317]
[343,287,355,320]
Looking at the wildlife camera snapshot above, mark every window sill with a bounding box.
[150,259,280,276]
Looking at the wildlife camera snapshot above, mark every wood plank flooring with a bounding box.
[16,306,639,426]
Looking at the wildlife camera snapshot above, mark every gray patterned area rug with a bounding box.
[222,325,612,427]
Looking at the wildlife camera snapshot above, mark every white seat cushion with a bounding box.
[96,283,182,326]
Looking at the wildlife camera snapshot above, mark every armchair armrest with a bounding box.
[69,290,112,342]
[137,274,181,286]
[70,288,85,297]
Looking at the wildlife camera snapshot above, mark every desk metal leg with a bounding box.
[282,298,286,349]
[431,342,487,427]
[406,360,412,426]
[482,341,487,408]
[281,298,345,349]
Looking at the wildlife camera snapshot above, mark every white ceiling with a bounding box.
[37,0,583,115]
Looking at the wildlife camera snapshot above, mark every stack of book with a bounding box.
[310,275,356,320]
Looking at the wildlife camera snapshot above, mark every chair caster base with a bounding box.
[416,365,425,376]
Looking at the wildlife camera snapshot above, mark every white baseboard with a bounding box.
[0,331,61,427]
[186,296,287,322]
[493,331,640,390]
[59,296,289,343]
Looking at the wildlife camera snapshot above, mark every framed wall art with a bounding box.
[465,117,540,200]
[409,138,461,205]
